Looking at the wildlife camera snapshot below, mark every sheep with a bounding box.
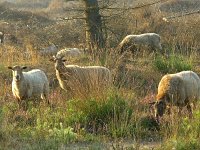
[38,44,58,56]
[118,33,162,55]
[50,55,112,99]
[56,48,83,59]
[8,65,50,110]
[150,71,200,121]
[0,31,4,43]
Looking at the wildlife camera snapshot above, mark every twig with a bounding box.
[100,0,169,10]
[58,0,170,21]
[163,10,200,20]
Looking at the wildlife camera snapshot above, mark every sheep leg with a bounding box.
[45,95,50,105]
[43,83,50,105]
[186,104,193,118]
[17,99,22,108]
[178,107,183,116]
[129,45,137,57]
[41,93,50,105]
[166,105,171,115]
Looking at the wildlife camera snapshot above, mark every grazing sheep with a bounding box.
[8,65,50,110]
[39,44,58,56]
[118,33,162,55]
[151,71,200,121]
[0,31,4,43]
[50,56,112,99]
[56,48,83,59]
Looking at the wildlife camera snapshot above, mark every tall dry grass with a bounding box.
[0,1,200,149]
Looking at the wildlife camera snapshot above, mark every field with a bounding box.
[0,0,200,149]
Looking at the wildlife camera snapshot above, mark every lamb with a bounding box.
[8,65,50,110]
[118,33,162,55]
[56,48,83,59]
[50,56,112,99]
[150,71,200,121]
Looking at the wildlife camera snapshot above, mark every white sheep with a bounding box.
[39,44,58,56]
[8,65,50,110]
[150,71,200,121]
[118,33,162,55]
[50,56,112,99]
[56,48,83,59]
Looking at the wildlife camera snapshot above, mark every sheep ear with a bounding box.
[49,58,54,62]
[50,55,56,62]
[8,66,13,70]
[22,66,27,70]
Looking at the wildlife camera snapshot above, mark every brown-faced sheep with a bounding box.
[151,71,200,121]
[118,33,162,55]
[50,56,112,99]
[8,65,49,110]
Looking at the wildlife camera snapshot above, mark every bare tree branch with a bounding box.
[62,0,170,12]
[58,0,170,22]
[100,0,170,10]
[163,10,200,20]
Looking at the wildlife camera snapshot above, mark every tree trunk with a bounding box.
[83,0,105,49]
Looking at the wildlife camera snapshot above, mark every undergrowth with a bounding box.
[153,53,193,74]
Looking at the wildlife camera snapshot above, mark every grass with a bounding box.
[1,46,200,149]
[0,1,200,149]
[0,46,157,149]
[153,53,193,74]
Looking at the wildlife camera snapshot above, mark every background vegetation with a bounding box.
[0,0,200,149]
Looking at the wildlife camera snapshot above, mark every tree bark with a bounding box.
[83,0,105,49]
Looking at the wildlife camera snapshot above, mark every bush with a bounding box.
[153,54,193,74]
[176,139,200,150]
[159,108,200,150]
[139,116,159,131]
[67,94,134,137]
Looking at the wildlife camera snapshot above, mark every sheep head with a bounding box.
[50,55,67,70]
[149,100,166,122]
[8,65,27,82]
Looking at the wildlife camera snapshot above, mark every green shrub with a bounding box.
[67,95,134,137]
[139,116,159,131]
[158,138,200,150]
[177,110,200,139]
[159,108,200,150]
[153,54,193,73]
[176,139,200,150]
[48,124,77,143]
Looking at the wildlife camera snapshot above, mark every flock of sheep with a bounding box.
[7,32,200,122]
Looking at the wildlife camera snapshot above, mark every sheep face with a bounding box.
[154,100,166,120]
[50,56,67,70]
[8,66,27,82]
